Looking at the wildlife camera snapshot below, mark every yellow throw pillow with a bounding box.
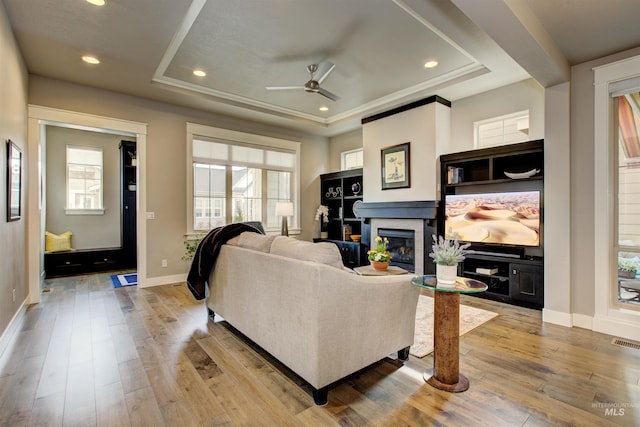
[45,231,73,253]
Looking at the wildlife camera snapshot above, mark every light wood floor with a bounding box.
[1,272,639,426]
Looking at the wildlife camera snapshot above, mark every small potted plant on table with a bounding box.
[429,233,471,287]
[618,258,638,279]
[368,236,392,271]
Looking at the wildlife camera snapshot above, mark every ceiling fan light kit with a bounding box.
[266,62,341,101]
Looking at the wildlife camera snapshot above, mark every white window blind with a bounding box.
[188,131,298,232]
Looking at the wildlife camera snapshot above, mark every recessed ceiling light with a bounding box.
[86,0,105,6]
[193,69,206,77]
[82,55,100,64]
[319,106,329,112]
[424,60,438,69]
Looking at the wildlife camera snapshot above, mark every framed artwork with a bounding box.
[381,142,410,190]
[6,139,22,221]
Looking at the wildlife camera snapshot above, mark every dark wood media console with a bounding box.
[440,140,544,309]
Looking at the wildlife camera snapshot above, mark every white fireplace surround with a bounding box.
[371,219,425,275]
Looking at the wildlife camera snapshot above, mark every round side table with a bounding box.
[411,275,488,392]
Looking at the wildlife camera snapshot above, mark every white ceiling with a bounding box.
[3,0,640,137]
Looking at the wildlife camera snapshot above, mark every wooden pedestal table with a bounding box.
[410,275,488,392]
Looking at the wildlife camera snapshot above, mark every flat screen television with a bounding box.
[444,191,540,247]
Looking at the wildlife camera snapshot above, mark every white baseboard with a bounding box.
[592,315,640,342]
[542,308,572,327]
[544,311,640,342]
[0,299,28,360]
[571,313,593,330]
[139,273,187,288]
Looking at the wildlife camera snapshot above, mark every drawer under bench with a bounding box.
[44,247,123,278]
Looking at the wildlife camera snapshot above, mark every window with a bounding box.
[66,145,104,213]
[187,124,300,233]
[341,148,363,170]
[614,90,640,307]
[474,110,529,149]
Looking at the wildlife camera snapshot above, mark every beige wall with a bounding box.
[571,46,640,317]
[328,128,362,172]
[45,126,122,249]
[0,2,28,344]
[329,80,545,175]
[449,79,545,153]
[29,76,329,279]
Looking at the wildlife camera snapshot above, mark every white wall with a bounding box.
[45,126,122,249]
[362,102,449,202]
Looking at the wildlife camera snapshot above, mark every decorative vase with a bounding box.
[351,182,361,196]
[436,264,457,287]
[371,260,390,271]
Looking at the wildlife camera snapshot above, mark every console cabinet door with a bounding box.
[336,242,360,269]
[509,263,543,305]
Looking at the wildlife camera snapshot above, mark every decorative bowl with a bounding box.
[350,234,361,242]
[504,168,540,179]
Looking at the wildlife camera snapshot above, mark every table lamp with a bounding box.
[275,202,294,236]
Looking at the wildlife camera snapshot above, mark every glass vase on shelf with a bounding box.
[320,215,329,239]
[315,205,330,239]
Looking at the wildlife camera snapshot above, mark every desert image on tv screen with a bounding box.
[445,191,540,246]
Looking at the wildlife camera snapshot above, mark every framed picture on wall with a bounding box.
[6,139,22,221]
[381,142,410,190]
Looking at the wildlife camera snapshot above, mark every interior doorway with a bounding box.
[27,106,148,303]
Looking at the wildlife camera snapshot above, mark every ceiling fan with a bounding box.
[266,62,341,101]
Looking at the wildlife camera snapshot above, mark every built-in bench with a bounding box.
[44,247,123,278]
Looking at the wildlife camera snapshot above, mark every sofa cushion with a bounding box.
[227,232,276,253]
[45,231,73,253]
[270,236,344,270]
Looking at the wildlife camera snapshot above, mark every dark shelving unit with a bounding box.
[319,168,364,268]
[440,140,544,309]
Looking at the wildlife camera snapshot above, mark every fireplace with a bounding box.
[378,228,415,272]
[357,201,438,275]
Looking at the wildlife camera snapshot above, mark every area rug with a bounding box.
[110,273,137,288]
[410,294,498,358]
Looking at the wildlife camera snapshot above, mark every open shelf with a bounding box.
[320,168,365,267]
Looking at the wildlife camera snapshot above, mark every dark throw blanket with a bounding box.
[186,222,264,300]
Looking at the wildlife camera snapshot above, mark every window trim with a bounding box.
[65,144,105,215]
[341,147,364,170]
[473,110,530,149]
[594,55,640,332]
[186,123,300,235]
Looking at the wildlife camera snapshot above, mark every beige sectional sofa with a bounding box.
[206,232,420,405]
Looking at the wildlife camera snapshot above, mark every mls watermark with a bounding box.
[593,401,639,417]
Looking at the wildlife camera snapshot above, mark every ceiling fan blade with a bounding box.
[316,62,335,84]
[318,87,340,101]
[265,86,305,91]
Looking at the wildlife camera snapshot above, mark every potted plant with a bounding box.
[182,234,205,262]
[618,257,638,279]
[367,236,392,270]
[315,205,330,239]
[429,233,471,287]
